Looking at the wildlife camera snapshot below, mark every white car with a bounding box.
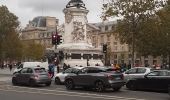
[54,67,83,85]
[123,67,153,83]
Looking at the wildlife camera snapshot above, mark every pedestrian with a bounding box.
[48,61,55,79]
[9,63,12,71]
[63,63,67,71]
[57,64,60,73]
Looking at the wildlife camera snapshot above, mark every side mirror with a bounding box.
[76,71,80,75]
[144,74,148,78]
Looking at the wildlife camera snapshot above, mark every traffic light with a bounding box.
[52,34,57,45]
[103,44,107,53]
[57,35,62,45]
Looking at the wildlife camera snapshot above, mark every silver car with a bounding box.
[55,67,83,85]
[12,67,51,86]
[123,67,153,83]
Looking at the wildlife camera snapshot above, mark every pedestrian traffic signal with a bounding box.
[57,35,62,45]
[103,44,107,53]
[52,34,57,45]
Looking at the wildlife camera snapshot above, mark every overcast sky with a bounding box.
[0,0,105,27]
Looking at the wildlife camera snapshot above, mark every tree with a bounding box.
[22,42,45,61]
[0,5,20,62]
[102,0,165,66]
[156,0,170,65]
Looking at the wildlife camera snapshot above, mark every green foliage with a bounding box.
[0,5,20,61]
[102,0,167,57]
[22,42,45,61]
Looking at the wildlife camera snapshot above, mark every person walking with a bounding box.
[9,63,12,72]
[48,61,55,79]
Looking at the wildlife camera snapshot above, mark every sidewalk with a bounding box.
[0,68,14,75]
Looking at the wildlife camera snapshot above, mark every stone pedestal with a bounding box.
[56,0,103,67]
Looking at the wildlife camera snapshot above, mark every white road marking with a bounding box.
[0,85,145,100]
[0,88,145,100]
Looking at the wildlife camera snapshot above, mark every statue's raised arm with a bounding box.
[66,0,86,9]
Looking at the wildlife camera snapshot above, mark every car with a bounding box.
[123,67,153,82]
[64,66,125,92]
[13,61,49,74]
[12,67,51,87]
[168,85,170,95]
[55,67,83,85]
[126,70,170,92]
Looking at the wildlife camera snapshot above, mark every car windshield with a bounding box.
[34,68,46,73]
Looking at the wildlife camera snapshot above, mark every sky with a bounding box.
[0,0,105,27]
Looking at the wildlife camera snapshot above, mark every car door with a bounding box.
[74,67,91,86]
[155,71,169,91]
[124,68,137,82]
[60,68,72,82]
[140,71,160,90]
[18,68,28,83]
[25,68,34,83]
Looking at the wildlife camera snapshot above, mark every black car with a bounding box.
[12,67,51,87]
[64,66,125,92]
[126,70,170,92]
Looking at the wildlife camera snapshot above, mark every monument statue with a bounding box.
[66,0,86,9]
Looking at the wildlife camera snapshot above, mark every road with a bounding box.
[0,75,169,100]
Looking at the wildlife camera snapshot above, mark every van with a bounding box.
[13,62,48,74]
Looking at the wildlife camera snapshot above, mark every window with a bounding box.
[87,67,103,73]
[137,68,146,74]
[34,68,46,73]
[147,71,159,76]
[64,68,72,73]
[27,68,33,73]
[114,54,117,59]
[125,68,137,74]
[105,26,108,31]
[107,35,110,41]
[100,35,104,43]
[112,25,115,30]
[114,42,117,45]
[21,68,28,73]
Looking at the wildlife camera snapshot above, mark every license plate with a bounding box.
[115,77,121,80]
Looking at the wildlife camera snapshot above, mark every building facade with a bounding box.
[21,16,59,48]
[89,21,165,67]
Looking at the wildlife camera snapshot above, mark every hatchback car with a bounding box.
[126,70,170,92]
[12,67,51,87]
[123,67,153,82]
[55,67,83,85]
[65,66,125,92]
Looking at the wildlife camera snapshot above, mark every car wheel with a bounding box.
[12,77,18,86]
[112,87,121,91]
[55,77,61,85]
[65,79,75,90]
[29,79,36,87]
[126,82,136,90]
[45,82,51,86]
[95,81,105,92]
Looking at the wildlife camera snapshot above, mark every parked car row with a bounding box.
[12,65,170,94]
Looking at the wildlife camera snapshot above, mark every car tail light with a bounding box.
[107,75,114,80]
[120,74,124,80]
[34,74,39,80]
[48,73,51,79]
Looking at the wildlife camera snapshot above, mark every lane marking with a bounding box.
[0,88,145,100]
[0,85,145,100]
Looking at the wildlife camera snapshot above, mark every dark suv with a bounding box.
[64,66,125,92]
[12,67,51,87]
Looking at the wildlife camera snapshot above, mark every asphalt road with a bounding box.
[0,79,169,100]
